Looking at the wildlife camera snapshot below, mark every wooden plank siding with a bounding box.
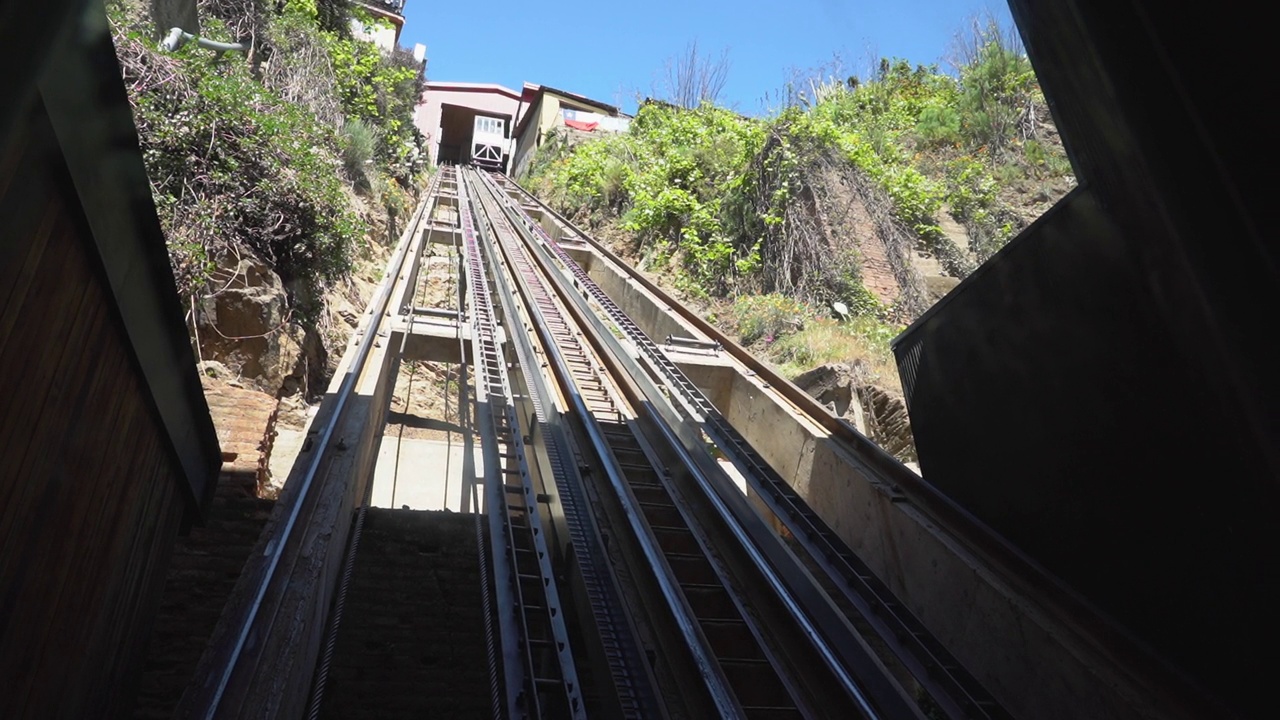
[0,99,189,717]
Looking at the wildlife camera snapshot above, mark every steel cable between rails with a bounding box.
[304,172,448,719]
[304,505,367,720]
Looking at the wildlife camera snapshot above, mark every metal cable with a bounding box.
[304,505,368,720]
[476,506,504,720]
[456,171,502,718]
[303,174,450,718]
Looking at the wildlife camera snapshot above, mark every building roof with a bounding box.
[425,81,522,100]
[512,83,629,141]
[356,1,406,26]
[357,0,406,18]
[539,84,622,116]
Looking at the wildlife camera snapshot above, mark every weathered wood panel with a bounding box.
[0,99,188,719]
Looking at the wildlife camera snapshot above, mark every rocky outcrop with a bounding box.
[195,257,323,396]
[854,382,916,462]
[793,362,917,463]
[792,363,866,434]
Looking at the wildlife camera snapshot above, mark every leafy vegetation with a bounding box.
[323,11,427,180]
[727,294,900,384]
[108,0,428,320]
[730,294,811,345]
[528,21,1071,375]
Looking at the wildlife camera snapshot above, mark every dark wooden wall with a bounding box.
[0,99,188,718]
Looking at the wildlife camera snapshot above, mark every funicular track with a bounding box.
[462,167,939,720]
[486,171,1013,720]
[184,161,1010,720]
[458,169,586,720]
[469,170,819,719]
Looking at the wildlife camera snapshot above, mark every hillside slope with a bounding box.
[524,32,1071,460]
[108,0,427,399]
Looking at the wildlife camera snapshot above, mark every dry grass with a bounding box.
[769,318,902,391]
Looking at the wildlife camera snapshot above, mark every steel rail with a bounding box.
[498,172,1105,621]
[468,169,664,719]
[307,168,461,718]
[459,169,586,720]
[471,166,752,717]
[479,171,916,719]
[475,171,786,718]
[192,171,441,720]
[461,169,530,719]
[444,170,502,720]
[493,173,1011,718]
[481,163,839,717]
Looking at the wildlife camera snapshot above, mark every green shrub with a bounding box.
[324,22,426,181]
[943,156,999,222]
[730,294,813,345]
[529,27,1065,333]
[771,317,901,385]
[341,119,378,187]
[957,27,1036,154]
[917,103,962,147]
[126,33,363,316]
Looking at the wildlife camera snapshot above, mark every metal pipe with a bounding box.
[160,27,248,54]
[664,334,721,352]
[410,306,463,319]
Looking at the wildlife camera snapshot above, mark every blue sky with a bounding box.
[400,1,1016,115]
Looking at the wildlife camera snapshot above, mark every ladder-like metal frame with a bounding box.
[469,170,665,719]
[459,171,585,720]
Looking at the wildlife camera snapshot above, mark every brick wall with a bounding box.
[318,510,492,719]
[201,377,279,494]
[848,194,901,305]
[133,379,279,718]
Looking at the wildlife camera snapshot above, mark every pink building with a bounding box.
[414,82,522,169]
[415,80,630,173]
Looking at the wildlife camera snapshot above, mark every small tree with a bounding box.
[658,40,731,109]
